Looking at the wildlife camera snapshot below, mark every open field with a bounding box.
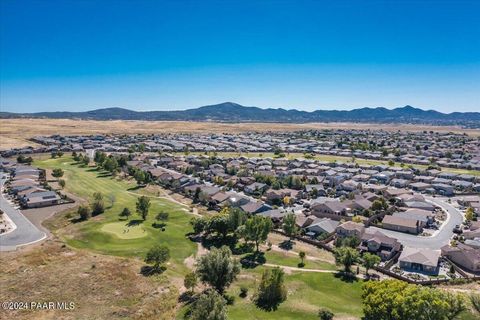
[0,241,179,320]
[2,118,479,150]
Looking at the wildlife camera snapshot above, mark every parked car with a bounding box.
[453,225,463,234]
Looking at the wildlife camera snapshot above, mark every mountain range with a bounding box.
[1,102,479,126]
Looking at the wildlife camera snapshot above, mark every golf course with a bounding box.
[33,156,478,320]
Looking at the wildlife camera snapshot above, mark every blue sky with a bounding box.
[1,0,479,113]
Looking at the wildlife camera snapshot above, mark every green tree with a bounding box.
[184,271,197,293]
[189,289,227,320]
[134,169,147,186]
[362,279,466,320]
[78,205,90,221]
[227,207,247,232]
[362,253,381,276]
[190,216,207,234]
[58,179,66,189]
[244,215,272,252]
[94,151,107,165]
[334,246,359,273]
[91,192,105,215]
[318,308,334,320]
[81,154,90,166]
[196,246,240,293]
[470,293,480,314]
[254,267,287,311]
[136,196,151,220]
[119,207,131,220]
[465,207,474,221]
[371,197,388,211]
[102,156,118,173]
[282,213,298,241]
[156,211,169,222]
[206,213,230,238]
[299,251,306,266]
[52,168,64,178]
[144,245,170,273]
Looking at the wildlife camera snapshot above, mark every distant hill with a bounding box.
[1,102,479,126]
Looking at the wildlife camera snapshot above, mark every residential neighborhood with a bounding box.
[3,131,478,283]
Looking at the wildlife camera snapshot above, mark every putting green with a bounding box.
[101,221,148,239]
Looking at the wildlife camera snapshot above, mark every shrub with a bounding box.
[239,286,248,298]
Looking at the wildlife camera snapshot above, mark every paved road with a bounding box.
[0,175,46,251]
[369,196,464,250]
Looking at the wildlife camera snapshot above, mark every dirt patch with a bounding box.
[0,240,178,320]
[266,233,335,263]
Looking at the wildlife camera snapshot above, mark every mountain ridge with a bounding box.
[1,102,479,126]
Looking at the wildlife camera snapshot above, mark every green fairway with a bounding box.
[226,267,363,319]
[101,221,148,239]
[34,157,197,275]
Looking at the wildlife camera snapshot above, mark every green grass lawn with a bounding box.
[262,250,337,271]
[34,157,197,276]
[176,151,480,176]
[226,267,363,320]
[101,221,148,239]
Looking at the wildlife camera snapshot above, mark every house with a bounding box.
[335,221,365,239]
[21,190,61,208]
[305,184,326,196]
[244,182,268,195]
[441,243,480,273]
[311,200,353,220]
[399,247,440,274]
[457,196,480,208]
[265,188,300,204]
[351,197,372,213]
[383,188,412,199]
[409,182,431,192]
[258,209,286,222]
[432,183,454,196]
[390,179,409,188]
[240,201,269,214]
[210,192,231,207]
[306,218,340,235]
[392,209,435,228]
[403,201,435,211]
[359,231,401,261]
[382,215,422,234]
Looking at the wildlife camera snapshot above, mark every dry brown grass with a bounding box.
[0,240,178,320]
[1,118,479,150]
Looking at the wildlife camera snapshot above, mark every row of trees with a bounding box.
[190,207,276,252]
[72,152,90,166]
[362,280,470,320]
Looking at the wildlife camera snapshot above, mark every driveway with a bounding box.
[0,176,46,251]
[369,196,464,250]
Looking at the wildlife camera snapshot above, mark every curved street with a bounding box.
[0,175,46,251]
[369,196,464,250]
